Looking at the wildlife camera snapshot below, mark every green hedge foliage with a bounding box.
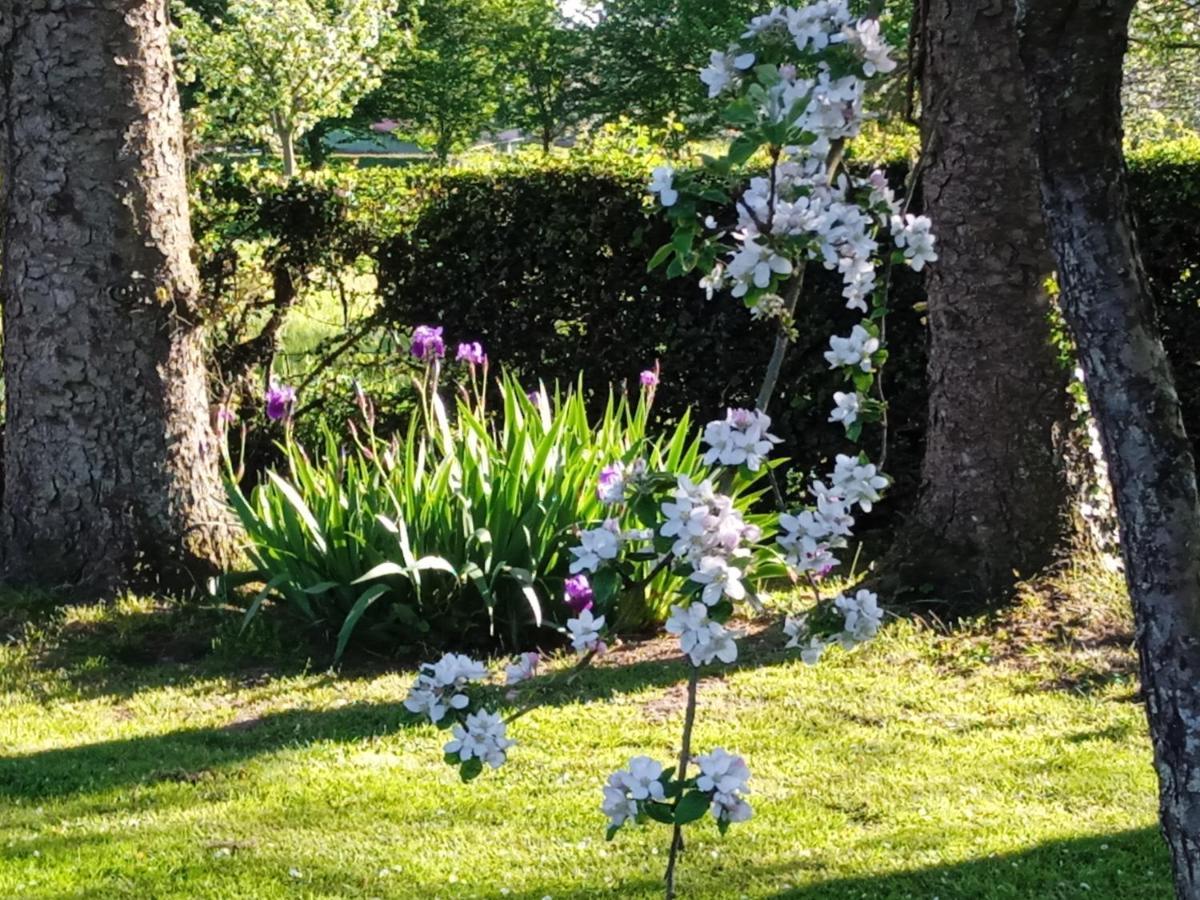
[193,142,1200,533]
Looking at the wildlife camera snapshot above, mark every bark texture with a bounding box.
[893,0,1081,603]
[1018,1,1200,895]
[0,0,236,592]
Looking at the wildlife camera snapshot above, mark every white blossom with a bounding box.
[701,407,781,471]
[689,556,747,605]
[649,166,678,207]
[845,17,896,75]
[829,391,860,427]
[404,653,488,724]
[504,651,540,686]
[891,213,938,271]
[444,709,515,769]
[727,238,794,297]
[665,603,739,666]
[830,454,888,511]
[566,609,606,654]
[834,588,883,645]
[569,523,621,573]
[699,49,756,97]
[695,748,753,823]
[659,475,755,565]
[602,756,667,827]
[824,324,880,372]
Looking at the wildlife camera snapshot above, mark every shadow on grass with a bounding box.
[0,700,414,801]
[496,827,1170,900]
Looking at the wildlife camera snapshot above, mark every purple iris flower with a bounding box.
[456,341,486,366]
[564,574,595,614]
[265,382,296,422]
[640,369,659,387]
[411,325,445,360]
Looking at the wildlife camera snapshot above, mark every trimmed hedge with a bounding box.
[373,160,930,518]
[192,145,1200,527]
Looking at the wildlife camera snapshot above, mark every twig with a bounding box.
[755,266,806,413]
[664,665,701,900]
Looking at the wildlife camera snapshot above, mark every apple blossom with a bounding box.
[566,609,606,654]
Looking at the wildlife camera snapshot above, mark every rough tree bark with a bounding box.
[894,0,1082,603]
[1018,1,1200,895]
[0,0,237,592]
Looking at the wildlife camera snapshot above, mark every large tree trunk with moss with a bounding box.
[0,0,236,593]
[1019,1,1200,894]
[895,0,1080,603]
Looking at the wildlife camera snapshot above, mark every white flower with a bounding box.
[665,602,738,666]
[444,709,515,769]
[689,555,747,605]
[659,475,755,564]
[834,588,883,645]
[701,407,782,471]
[777,518,840,574]
[504,651,540,686]
[829,391,860,427]
[404,652,487,723]
[602,756,667,827]
[846,17,896,75]
[566,609,606,654]
[695,748,753,823]
[569,524,620,573]
[783,614,806,649]
[830,454,888,511]
[891,213,938,271]
[649,166,678,207]
[824,324,880,372]
[699,50,754,97]
[727,238,793,297]
[799,635,827,665]
[787,0,852,52]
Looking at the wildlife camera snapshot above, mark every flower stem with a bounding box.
[664,665,701,900]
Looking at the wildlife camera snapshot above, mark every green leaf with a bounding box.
[647,243,674,271]
[301,581,341,595]
[644,801,675,825]
[459,757,484,783]
[351,561,409,584]
[240,573,288,633]
[334,584,389,661]
[674,790,711,825]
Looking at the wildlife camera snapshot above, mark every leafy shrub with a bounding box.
[372,155,930,522]
[193,143,1200,531]
[225,372,773,658]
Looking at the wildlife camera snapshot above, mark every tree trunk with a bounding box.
[894,0,1081,603]
[279,127,298,177]
[1018,2,1200,895]
[0,0,236,593]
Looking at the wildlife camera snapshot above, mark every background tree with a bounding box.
[359,0,504,161]
[0,0,235,591]
[1018,0,1200,893]
[175,0,405,175]
[583,0,757,132]
[1124,0,1200,137]
[494,0,594,153]
[891,0,1081,602]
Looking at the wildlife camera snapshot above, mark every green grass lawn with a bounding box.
[0,583,1172,899]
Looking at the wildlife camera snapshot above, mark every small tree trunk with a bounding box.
[893,0,1081,603]
[0,0,236,592]
[1019,1,1200,895]
[279,127,298,178]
